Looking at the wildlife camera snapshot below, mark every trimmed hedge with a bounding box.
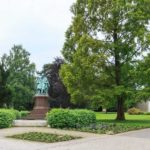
[47,109,96,128]
[0,109,16,128]
[20,111,30,118]
[12,109,21,119]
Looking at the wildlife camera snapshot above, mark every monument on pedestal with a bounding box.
[26,74,50,120]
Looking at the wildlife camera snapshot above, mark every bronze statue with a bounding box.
[35,74,49,96]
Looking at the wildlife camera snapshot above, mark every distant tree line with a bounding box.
[0,46,74,110]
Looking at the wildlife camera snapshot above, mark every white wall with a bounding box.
[136,101,150,112]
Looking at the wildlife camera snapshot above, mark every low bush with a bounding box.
[71,109,96,128]
[144,112,150,115]
[47,109,96,128]
[47,109,76,128]
[127,107,143,115]
[0,109,16,128]
[20,111,30,118]
[12,109,21,119]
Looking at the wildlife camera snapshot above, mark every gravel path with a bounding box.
[0,127,150,150]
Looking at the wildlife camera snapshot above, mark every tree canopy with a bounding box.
[135,54,150,101]
[60,0,150,120]
[0,45,36,110]
[42,58,70,108]
[0,55,11,107]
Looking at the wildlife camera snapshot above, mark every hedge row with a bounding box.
[0,109,30,128]
[19,111,30,118]
[0,109,17,128]
[47,109,96,128]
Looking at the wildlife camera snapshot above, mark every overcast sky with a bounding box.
[0,0,75,71]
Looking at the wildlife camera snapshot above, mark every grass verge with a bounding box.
[66,112,150,135]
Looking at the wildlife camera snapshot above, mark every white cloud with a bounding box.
[0,0,75,70]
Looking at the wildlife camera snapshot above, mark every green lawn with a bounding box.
[96,112,150,133]
[96,112,150,126]
[96,112,150,121]
[77,112,150,134]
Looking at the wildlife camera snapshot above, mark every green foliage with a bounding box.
[144,112,150,115]
[94,112,150,134]
[10,109,21,119]
[76,112,150,134]
[61,0,150,120]
[0,55,11,107]
[0,109,29,128]
[47,109,96,128]
[8,132,79,143]
[47,109,76,128]
[47,112,150,135]
[0,109,16,128]
[127,107,143,115]
[19,111,30,118]
[61,36,112,108]
[135,54,150,101]
[42,58,70,108]
[71,109,96,128]
[2,45,36,110]
[78,121,150,134]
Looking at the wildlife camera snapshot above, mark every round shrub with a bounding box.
[47,109,96,128]
[128,107,143,115]
[0,110,15,128]
[72,109,96,128]
[47,109,77,128]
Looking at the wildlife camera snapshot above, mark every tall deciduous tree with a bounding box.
[42,58,70,108]
[6,45,36,110]
[60,0,150,120]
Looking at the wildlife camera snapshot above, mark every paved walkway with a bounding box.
[0,127,150,150]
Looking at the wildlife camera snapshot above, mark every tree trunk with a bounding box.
[116,96,125,120]
[113,29,125,120]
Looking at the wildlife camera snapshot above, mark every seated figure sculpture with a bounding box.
[36,74,49,96]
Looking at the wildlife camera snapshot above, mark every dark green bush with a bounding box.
[47,109,76,128]
[144,112,150,115]
[47,109,96,128]
[128,107,143,115]
[72,109,96,128]
[0,109,16,128]
[20,111,30,118]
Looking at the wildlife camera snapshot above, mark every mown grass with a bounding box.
[75,112,150,134]
[96,112,150,127]
[96,112,150,121]
[8,132,80,143]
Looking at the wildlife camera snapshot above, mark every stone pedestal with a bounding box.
[25,96,49,120]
